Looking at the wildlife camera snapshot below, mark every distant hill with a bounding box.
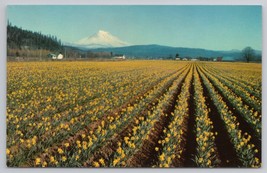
[65,29,261,61]
[88,44,250,60]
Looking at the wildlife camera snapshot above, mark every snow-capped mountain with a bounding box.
[74,30,130,49]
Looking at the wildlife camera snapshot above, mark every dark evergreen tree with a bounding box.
[7,22,63,52]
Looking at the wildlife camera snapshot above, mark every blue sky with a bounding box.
[7,5,262,51]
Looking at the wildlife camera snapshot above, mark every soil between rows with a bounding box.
[198,66,261,163]
[197,66,242,167]
[125,66,191,167]
[83,66,190,167]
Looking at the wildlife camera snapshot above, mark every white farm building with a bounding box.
[48,53,64,60]
[57,53,64,60]
[113,55,126,60]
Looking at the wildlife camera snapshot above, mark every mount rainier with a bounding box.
[74,30,130,49]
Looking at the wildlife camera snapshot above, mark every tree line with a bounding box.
[7,21,63,59]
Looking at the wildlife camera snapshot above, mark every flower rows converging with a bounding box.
[7,61,261,167]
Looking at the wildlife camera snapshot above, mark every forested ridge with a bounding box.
[7,22,63,58]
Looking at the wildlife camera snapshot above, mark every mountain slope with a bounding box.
[74,30,130,48]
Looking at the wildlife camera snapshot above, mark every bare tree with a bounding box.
[241,47,255,63]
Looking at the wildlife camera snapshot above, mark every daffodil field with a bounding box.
[6,61,261,168]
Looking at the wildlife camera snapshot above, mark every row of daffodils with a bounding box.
[7,61,261,167]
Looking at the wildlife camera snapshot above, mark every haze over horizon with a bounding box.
[7,5,262,51]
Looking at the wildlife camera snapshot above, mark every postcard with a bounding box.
[6,5,262,168]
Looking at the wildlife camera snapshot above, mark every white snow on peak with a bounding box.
[97,30,110,35]
[74,30,130,49]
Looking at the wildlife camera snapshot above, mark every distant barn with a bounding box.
[48,53,64,60]
[113,54,126,60]
[57,53,64,60]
